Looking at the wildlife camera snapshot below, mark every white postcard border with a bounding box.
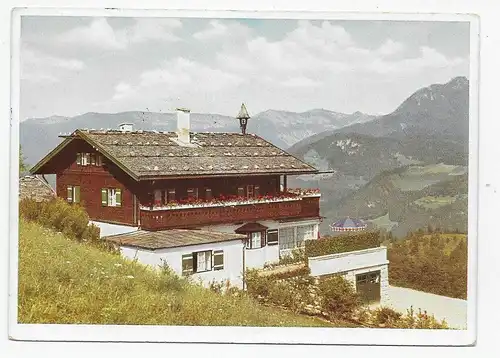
[8,7,480,346]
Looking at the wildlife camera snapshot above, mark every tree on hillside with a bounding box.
[19,146,29,176]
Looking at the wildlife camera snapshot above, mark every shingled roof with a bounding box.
[19,175,56,202]
[104,229,246,250]
[31,129,318,180]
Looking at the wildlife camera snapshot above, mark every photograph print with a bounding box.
[12,9,477,344]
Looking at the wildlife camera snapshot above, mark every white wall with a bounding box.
[200,218,320,268]
[120,239,245,289]
[308,247,390,305]
[308,247,388,276]
[90,220,139,238]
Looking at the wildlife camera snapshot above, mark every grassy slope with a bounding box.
[18,219,339,327]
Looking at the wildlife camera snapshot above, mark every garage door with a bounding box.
[356,271,381,303]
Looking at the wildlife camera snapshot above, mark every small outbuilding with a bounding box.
[329,217,367,233]
[105,229,247,288]
[19,175,56,202]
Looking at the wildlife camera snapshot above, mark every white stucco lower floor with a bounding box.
[384,286,467,329]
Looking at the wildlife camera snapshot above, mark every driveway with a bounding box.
[385,286,467,329]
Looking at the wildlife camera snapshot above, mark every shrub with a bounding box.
[279,248,306,265]
[266,265,311,281]
[245,269,317,313]
[208,279,225,294]
[246,269,272,298]
[317,276,361,319]
[305,232,380,258]
[372,307,402,325]
[385,307,449,329]
[19,198,106,249]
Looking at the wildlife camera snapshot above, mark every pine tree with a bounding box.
[19,146,29,176]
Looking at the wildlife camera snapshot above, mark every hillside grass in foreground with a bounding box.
[18,219,338,327]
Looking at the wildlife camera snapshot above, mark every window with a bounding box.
[296,224,316,247]
[254,185,260,197]
[167,188,176,203]
[213,250,224,270]
[76,153,89,166]
[66,185,80,204]
[182,250,223,274]
[279,227,296,250]
[182,254,193,276]
[187,188,198,200]
[195,251,212,272]
[237,187,245,197]
[205,188,213,201]
[154,189,162,205]
[101,188,122,207]
[267,229,278,246]
[246,232,263,249]
[247,185,254,198]
[96,153,103,166]
[77,152,102,166]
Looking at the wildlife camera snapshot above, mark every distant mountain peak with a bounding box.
[447,76,469,90]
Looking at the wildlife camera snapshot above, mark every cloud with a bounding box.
[193,20,228,40]
[58,18,126,49]
[367,46,466,74]
[376,39,406,56]
[112,82,135,100]
[83,19,468,117]
[21,45,85,83]
[281,77,322,88]
[110,57,243,105]
[57,18,182,49]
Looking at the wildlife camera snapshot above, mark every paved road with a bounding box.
[386,286,467,329]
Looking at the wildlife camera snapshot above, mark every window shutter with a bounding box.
[182,254,194,276]
[67,186,73,203]
[101,188,108,206]
[213,250,224,270]
[261,231,266,247]
[76,153,82,165]
[74,186,81,204]
[267,230,279,245]
[115,189,122,207]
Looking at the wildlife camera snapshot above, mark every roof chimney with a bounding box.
[119,123,134,132]
[176,108,191,144]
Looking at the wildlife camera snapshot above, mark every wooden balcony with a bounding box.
[139,195,320,230]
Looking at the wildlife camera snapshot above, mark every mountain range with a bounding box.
[288,76,469,236]
[20,108,375,168]
[20,76,469,237]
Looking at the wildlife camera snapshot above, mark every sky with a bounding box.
[20,16,470,120]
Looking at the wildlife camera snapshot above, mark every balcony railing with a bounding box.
[139,188,321,212]
[139,190,321,230]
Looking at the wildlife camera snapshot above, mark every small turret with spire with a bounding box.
[236,103,250,135]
